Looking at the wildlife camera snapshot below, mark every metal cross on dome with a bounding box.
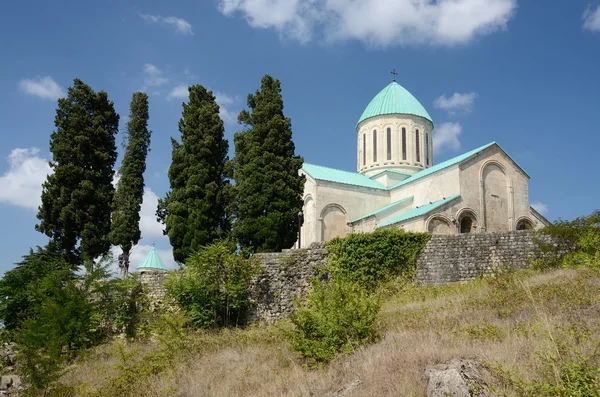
[391,69,398,82]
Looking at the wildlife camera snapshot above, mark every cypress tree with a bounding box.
[36,79,119,265]
[230,74,304,253]
[110,92,152,278]
[158,85,230,263]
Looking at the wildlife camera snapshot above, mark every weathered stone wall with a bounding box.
[415,231,554,284]
[139,270,168,309]
[246,243,328,323]
[139,231,565,323]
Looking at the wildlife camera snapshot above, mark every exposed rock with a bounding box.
[0,375,22,395]
[329,379,361,396]
[424,359,488,397]
[1,344,16,368]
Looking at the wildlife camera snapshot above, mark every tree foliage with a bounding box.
[230,74,305,253]
[165,242,260,329]
[36,78,119,264]
[111,92,152,277]
[158,85,230,263]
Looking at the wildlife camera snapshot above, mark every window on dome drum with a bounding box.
[363,134,366,165]
[425,132,429,166]
[402,128,407,160]
[373,130,377,162]
[415,129,420,163]
[386,128,391,160]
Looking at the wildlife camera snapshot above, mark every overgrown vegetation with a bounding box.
[289,229,430,363]
[165,242,260,329]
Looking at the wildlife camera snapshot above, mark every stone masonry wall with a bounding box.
[140,231,564,323]
[245,242,328,323]
[415,231,553,284]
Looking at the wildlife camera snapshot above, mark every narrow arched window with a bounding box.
[363,134,366,165]
[373,130,377,162]
[415,129,420,163]
[425,132,429,166]
[386,128,392,160]
[402,127,406,160]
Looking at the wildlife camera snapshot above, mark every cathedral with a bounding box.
[298,80,549,247]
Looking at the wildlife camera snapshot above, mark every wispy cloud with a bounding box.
[19,76,65,100]
[166,84,189,101]
[142,63,169,92]
[218,0,516,47]
[434,92,478,114]
[583,6,600,31]
[140,14,193,35]
[214,92,238,124]
[433,122,462,154]
[531,201,549,215]
[0,148,52,210]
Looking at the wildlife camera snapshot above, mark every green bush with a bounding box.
[166,242,260,329]
[535,211,600,270]
[326,229,430,290]
[290,279,380,364]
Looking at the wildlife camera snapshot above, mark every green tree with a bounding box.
[158,85,230,263]
[110,92,152,278]
[36,78,119,265]
[0,242,70,331]
[230,74,305,253]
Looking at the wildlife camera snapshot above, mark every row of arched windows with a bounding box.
[362,128,430,166]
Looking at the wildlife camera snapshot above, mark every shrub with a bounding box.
[166,242,260,329]
[326,229,430,290]
[289,279,380,364]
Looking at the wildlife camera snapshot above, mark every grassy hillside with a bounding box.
[54,267,600,397]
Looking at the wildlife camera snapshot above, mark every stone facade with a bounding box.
[138,269,168,309]
[140,231,563,323]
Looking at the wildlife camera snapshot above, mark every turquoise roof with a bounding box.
[351,196,413,223]
[378,195,461,228]
[302,163,386,190]
[369,169,412,179]
[137,246,168,271]
[357,82,433,128]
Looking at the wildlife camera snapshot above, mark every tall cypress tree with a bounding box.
[158,85,230,263]
[230,74,304,253]
[36,79,119,265]
[110,92,152,278]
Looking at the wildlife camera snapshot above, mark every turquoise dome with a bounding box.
[137,246,167,271]
[357,82,433,129]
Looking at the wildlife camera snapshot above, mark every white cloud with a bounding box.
[0,148,51,210]
[531,201,548,215]
[434,92,477,114]
[19,76,65,100]
[433,122,462,154]
[167,84,189,101]
[218,0,516,47]
[140,14,193,35]
[583,6,600,31]
[214,92,238,124]
[142,64,169,91]
[139,187,166,239]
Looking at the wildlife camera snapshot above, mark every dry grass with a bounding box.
[59,268,600,397]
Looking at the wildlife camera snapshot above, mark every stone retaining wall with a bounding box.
[140,231,563,323]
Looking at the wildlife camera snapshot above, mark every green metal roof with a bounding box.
[378,195,461,228]
[389,142,497,190]
[302,163,386,190]
[137,246,168,271]
[351,196,413,223]
[357,82,433,128]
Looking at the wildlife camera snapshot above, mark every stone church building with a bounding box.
[299,81,549,246]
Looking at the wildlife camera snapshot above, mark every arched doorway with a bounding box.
[321,204,348,242]
[482,163,509,231]
[427,217,453,235]
[457,210,478,234]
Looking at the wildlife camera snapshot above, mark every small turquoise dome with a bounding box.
[357,82,433,129]
[137,246,167,271]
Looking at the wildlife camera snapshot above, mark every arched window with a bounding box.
[516,219,533,230]
[402,127,407,160]
[386,128,392,160]
[373,130,377,162]
[460,217,473,233]
[415,129,420,163]
[425,132,429,166]
[363,134,366,165]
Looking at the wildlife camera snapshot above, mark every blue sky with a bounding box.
[1,0,599,274]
